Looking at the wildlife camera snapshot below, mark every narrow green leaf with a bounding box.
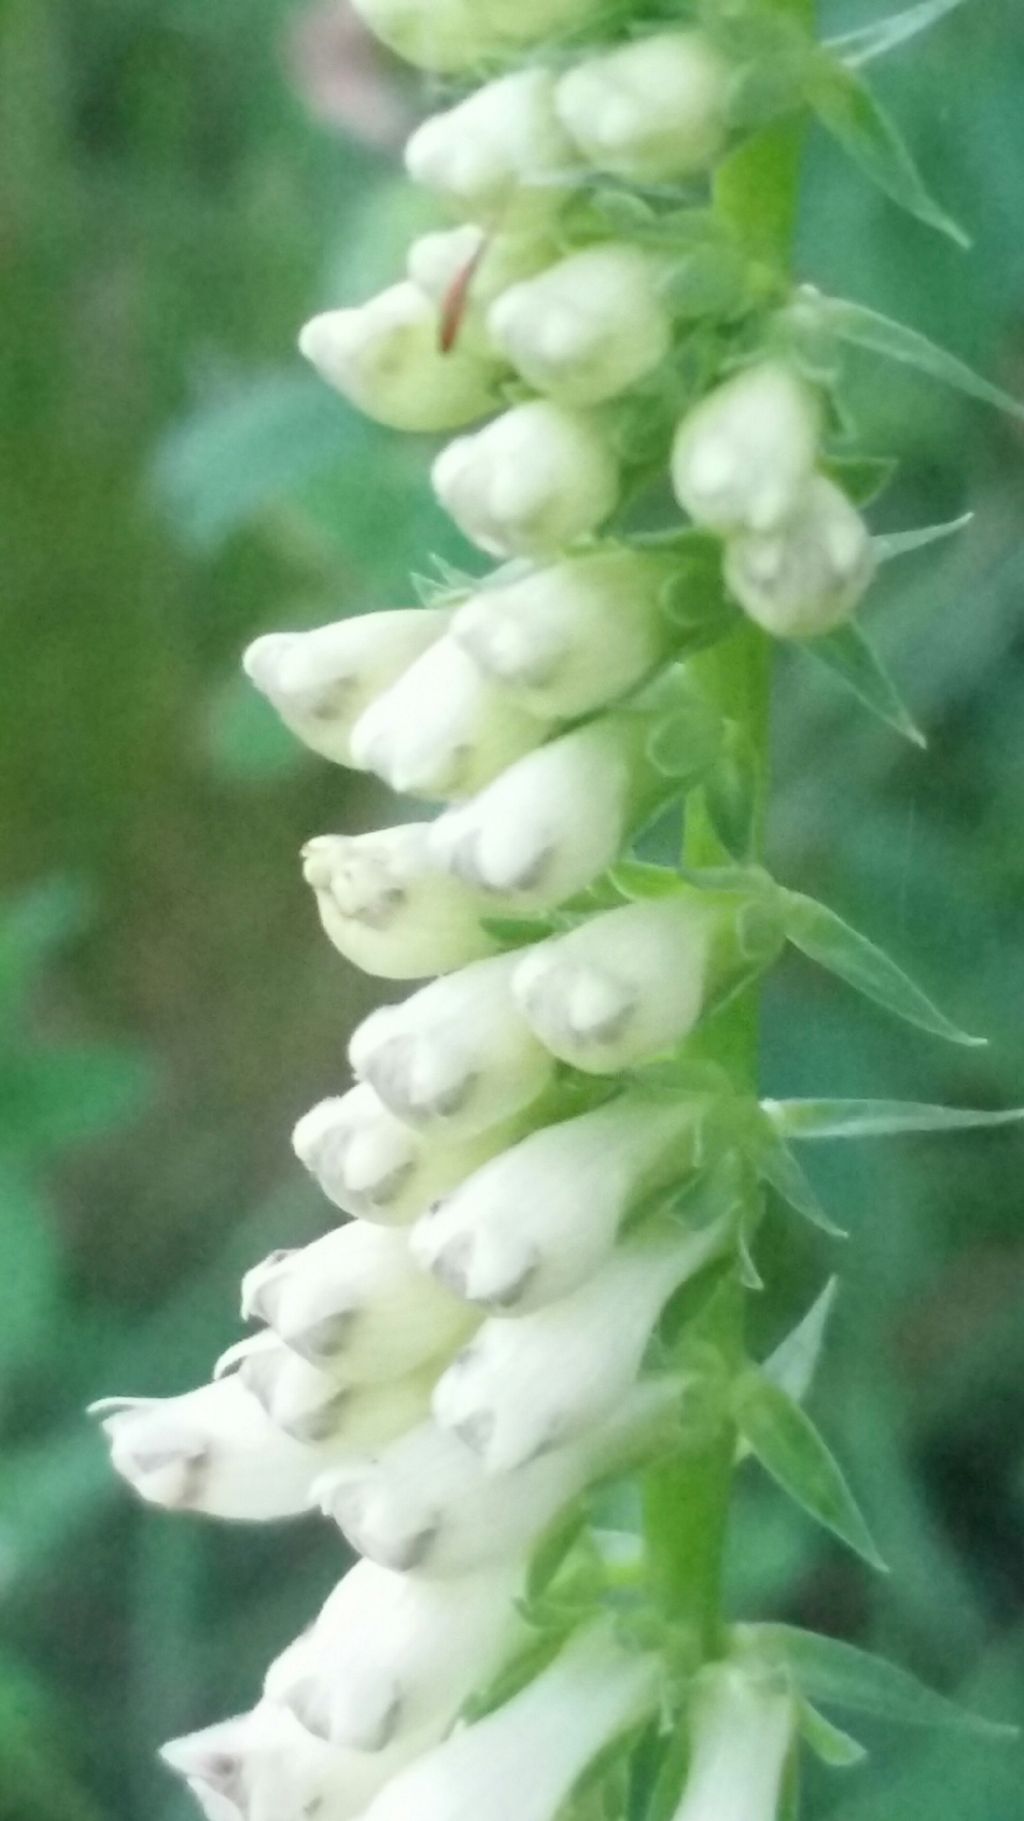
[761,1279,839,1405]
[703,722,759,862]
[752,1625,1019,1738]
[758,1132,847,1237]
[875,512,973,563]
[806,58,968,246]
[818,295,1024,422]
[765,1098,1024,1141]
[800,620,926,747]
[799,1700,868,1767]
[829,0,970,72]
[824,452,898,505]
[784,891,984,1045]
[479,915,556,948]
[733,1373,887,1569]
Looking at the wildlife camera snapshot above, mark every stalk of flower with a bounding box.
[242,608,448,766]
[429,1222,730,1472]
[263,1557,528,1752]
[240,1220,474,1377]
[410,1091,714,1313]
[291,1085,526,1225]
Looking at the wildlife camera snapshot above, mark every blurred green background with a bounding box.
[0,1,1022,1817]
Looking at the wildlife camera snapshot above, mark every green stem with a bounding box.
[642,0,815,1661]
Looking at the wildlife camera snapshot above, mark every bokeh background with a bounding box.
[1,1,1022,1816]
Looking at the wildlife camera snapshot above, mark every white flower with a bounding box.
[242,609,447,767]
[411,1094,706,1312]
[432,402,621,558]
[291,1084,523,1226]
[349,953,555,1138]
[353,1621,659,1821]
[430,1226,726,1471]
[348,636,550,799]
[512,894,745,1073]
[90,1375,346,1520]
[451,548,674,719]
[724,475,876,637]
[300,824,497,980]
[160,1699,427,1821]
[671,362,823,536]
[427,716,653,912]
[214,1334,432,1445]
[351,0,608,74]
[404,69,576,222]
[555,33,731,183]
[670,1661,796,1821]
[487,244,672,406]
[316,1383,675,1574]
[407,226,555,358]
[298,282,501,432]
[264,1558,525,1751]
[240,1221,473,1380]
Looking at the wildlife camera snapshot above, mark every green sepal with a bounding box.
[747,1625,1019,1739]
[757,1128,847,1238]
[605,860,688,902]
[824,452,898,506]
[875,512,973,563]
[479,914,557,948]
[799,620,926,747]
[798,1700,868,1768]
[803,55,968,246]
[646,698,724,784]
[460,1631,566,1725]
[524,1502,587,1607]
[783,890,984,1045]
[732,1373,887,1570]
[702,721,760,863]
[761,1279,839,1406]
[808,293,1024,423]
[766,1098,1024,1141]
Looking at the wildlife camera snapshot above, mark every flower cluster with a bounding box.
[94,1,1015,1818]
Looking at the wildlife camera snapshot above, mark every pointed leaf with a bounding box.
[765,1098,1024,1141]
[784,891,984,1045]
[758,1131,847,1237]
[806,58,968,246]
[703,722,760,862]
[762,1279,839,1405]
[875,512,973,563]
[733,1372,887,1569]
[752,1625,1018,1738]
[825,452,898,505]
[818,295,1024,422]
[799,1700,868,1767]
[801,620,926,746]
[830,0,970,72]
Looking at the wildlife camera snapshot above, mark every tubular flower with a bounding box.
[97,4,1004,1819]
[242,609,447,766]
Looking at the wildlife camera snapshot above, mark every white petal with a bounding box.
[724,475,876,637]
[300,824,497,979]
[404,68,576,218]
[555,33,730,182]
[299,283,500,432]
[432,403,620,558]
[488,244,672,406]
[217,1336,432,1446]
[671,362,822,536]
[671,1662,796,1821]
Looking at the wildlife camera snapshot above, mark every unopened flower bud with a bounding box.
[300,824,497,980]
[354,1621,659,1821]
[349,953,554,1138]
[451,548,675,719]
[242,609,446,767]
[264,1558,525,1752]
[431,1226,726,1471]
[91,1375,345,1520]
[513,891,784,1073]
[724,475,876,637]
[671,362,823,536]
[241,1222,473,1380]
[292,1085,522,1225]
[215,1333,432,1446]
[411,1095,705,1312]
[348,636,551,799]
[298,282,501,432]
[351,0,610,75]
[316,1383,674,1574]
[405,69,575,221]
[555,33,731,183]
[161,1699,425,1821]
[670,1660,796,1821]
[427,715,655,912]
[488,244,672,407]
[407,226,555,358]
[432,402,621,558]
